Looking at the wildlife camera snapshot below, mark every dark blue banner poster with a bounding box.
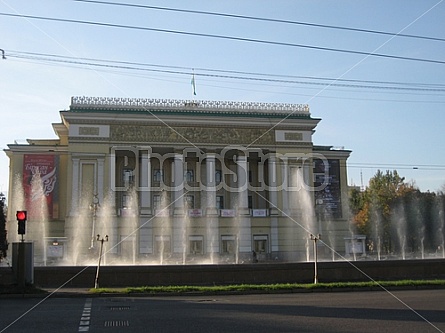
[313,159,342,219]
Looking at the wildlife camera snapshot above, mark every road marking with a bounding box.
[78,298,92,332]
[109,306,131,310]
[104,320,130,327]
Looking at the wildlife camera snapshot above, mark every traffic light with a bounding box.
[16,210,27,235]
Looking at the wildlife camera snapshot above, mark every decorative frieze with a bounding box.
[110,125,275,145]
[71,96,310,115]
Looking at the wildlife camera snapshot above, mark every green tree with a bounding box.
[402,190,444,254]
[350,170,416,254]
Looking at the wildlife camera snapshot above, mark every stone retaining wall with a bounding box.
[1,259,444,288]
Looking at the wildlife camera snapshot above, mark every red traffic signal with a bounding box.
[16,210,27,221]
[16,210,27,235]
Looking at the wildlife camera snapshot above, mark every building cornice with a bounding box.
[5,144,68,153]
[60,114,319,130]
[313,145,352,158]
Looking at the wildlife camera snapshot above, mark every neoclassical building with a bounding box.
[5,97,351,265]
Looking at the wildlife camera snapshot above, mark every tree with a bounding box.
[402,190,445,254]
[0,192,8,262]
[350,170,416,254]
[349,188,369,235]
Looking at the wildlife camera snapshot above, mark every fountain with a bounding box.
[69,184,96,266]
[5,153,445,268]
[180,199,190,265]
[392,202,407,260]
[345,190,445,261]
[324,216,337,261]
[8,171,51,265]
[8,175,25,245]
[115,186,139,265]
[290,166,317,261]
[156,189,172,265]
[370,203,383,260]
[434,197,445,258]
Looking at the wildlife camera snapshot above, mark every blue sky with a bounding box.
[1,0,445,194]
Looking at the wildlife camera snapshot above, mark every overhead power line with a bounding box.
[8,57,445,104]
[7,50,445,89]
[5,50,445,93]
[8,50,445,89]
[348,163,445,171]
[73,0,445,43]
[2,12,445,65]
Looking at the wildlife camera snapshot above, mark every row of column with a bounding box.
[69,151,309,217]
[68,152,308,222]
[139,153,283,215]
[69,150,311,257]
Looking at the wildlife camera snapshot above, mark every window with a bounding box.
[122,194,130,208]
[123,169,134,187]
[185,169,194,182]
[248,195,253,209]
[153,195,161,210]
[254,235,268,253]
[189,236,203,254]
[216,195,224,209]
[153,169,163,182]
[155,235,171,254]
[221,236,236,254]
[185,195,195,208]
[215,170,222,184]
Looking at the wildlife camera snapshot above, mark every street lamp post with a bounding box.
[310,234,321,284]
[94,234,108,289]
[89,194,100,249]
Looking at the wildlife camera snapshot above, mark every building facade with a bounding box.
[5,97,351,265]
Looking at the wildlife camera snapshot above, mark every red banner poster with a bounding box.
[23,155,58,219]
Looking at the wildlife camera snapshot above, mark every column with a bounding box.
[268,155,279,216]
[236,155,249,215]
[205,153,219,259]
[281,157,290,215]
[173,153,185,255]
[70,158,80,216]
[97,158,105,204]
[108,153,118,254]
[205,153,218,216]
[139,151,152,216]
[67,158,80,260]
[173,153,185,215]
[139,150,152,254]
[268,155,279,253]
[236,154,251,256]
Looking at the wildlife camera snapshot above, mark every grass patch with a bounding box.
[89,279,445,295]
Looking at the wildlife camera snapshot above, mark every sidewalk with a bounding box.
[0,286,91,298]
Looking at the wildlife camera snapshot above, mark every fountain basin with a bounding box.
[1,259,443,288]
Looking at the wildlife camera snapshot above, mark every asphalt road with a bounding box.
[1,289,444,333]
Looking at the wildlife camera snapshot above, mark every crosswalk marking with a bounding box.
[78,298,92,332]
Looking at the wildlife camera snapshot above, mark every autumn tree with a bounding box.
[349,170,416,254]
[349,187,370,235]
